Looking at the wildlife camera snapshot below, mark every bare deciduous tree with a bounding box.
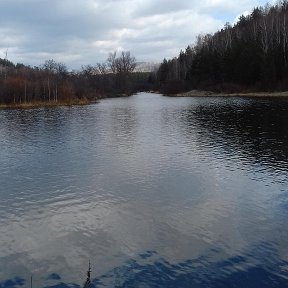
[107,51,136,74]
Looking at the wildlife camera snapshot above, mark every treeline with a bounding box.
[0,51,152,105]
[156,1,288,94]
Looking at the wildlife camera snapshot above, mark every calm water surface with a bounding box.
[0,93,288,287]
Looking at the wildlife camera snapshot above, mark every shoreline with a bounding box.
[173,90,288,97]
[0,98,94,110]
[2,90,288,109]
[0,93,134,110]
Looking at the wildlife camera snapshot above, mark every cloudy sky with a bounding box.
[0,0,275,70]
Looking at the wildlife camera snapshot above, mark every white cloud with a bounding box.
[0,0,276,69]
[233,11,251,25]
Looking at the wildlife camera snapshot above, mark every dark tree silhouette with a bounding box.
[156,1,288,94]
[0,51,152,106]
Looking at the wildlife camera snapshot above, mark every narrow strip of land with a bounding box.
[0,99,91,109]
[175,90,288,97]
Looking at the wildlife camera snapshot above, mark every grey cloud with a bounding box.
[132,0,196,17]
[0,0,131,66]
[132,0,272,18]
[0,0,125,40]
[0,0,275,69]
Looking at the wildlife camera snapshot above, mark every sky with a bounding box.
[0,0,276,70]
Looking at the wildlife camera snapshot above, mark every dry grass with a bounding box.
[0,98,92,109]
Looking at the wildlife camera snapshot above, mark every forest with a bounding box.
[2,1,288,105]
[0,51,152,106]
[156,1,288,94]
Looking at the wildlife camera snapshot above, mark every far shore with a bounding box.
[2,90,288,109]
[0,93,135,110]
[0,98,95,110]
[173,90,288,97]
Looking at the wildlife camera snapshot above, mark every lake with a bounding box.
[0,92,288,288]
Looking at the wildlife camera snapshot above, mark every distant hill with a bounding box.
[134,62,159,73]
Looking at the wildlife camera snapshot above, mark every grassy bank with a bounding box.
[0,98,94,109]
[174,90,288,97]
[0,92,137,110]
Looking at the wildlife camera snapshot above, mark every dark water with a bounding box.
[1,93,288,288]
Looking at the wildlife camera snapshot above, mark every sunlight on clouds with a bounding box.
[92,40,118,49]
[92,39,122,52]
[110,28,136,39]
[233,11,250,24]
[201,0,268,12]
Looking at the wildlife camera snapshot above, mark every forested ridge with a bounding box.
[0,51,152,107]
[156,1,288,94]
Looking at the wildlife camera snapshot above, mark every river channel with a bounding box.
[0,92,288,287]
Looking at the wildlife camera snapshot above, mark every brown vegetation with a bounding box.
[0,98,91,110]
[0,51,153,108]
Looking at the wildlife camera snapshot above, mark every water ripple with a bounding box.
[0,93,288,287]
